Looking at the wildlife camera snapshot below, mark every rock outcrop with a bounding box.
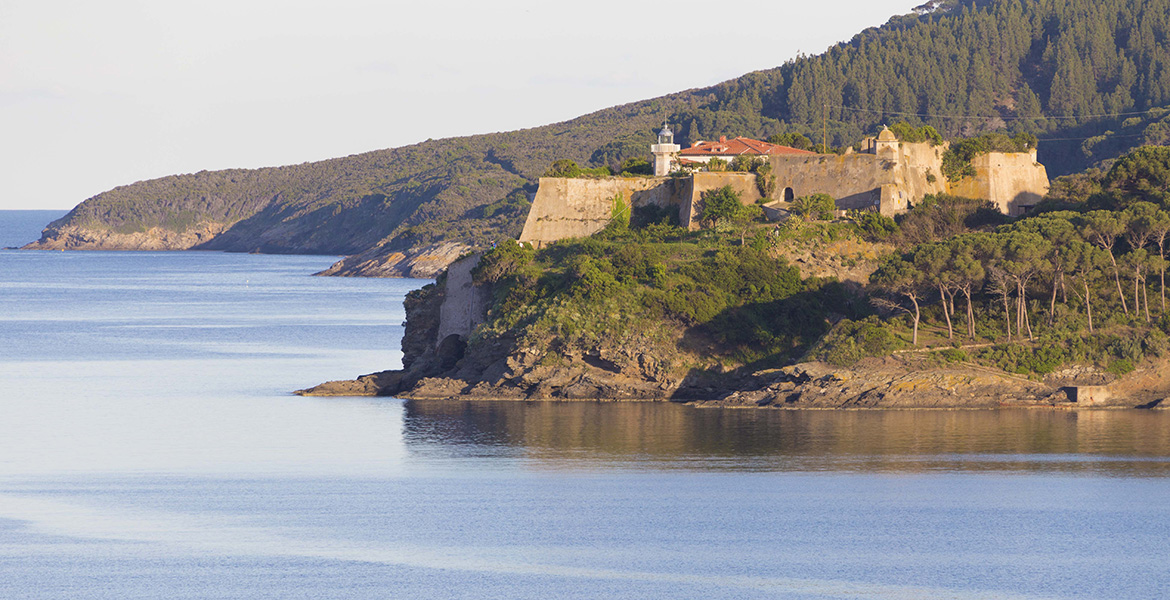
[23,222,228,251]
[298,264,1170,409]
[315,242,472,279]
[703,360,1054,409]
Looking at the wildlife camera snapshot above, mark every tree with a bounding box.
[1066,240,1110,333]
[618,158,653,176]
[997,231,1050,341]
[731,204,764,246]
[946,235,986,340]
[914,243,958,340]
[767,132,813,150]
[871,256,924,346]
[1006,214,1077,324]
[1081,210,1129,314]
[706,157,728,172]
[544,159,582,178]
[1150,210,1170,312]
[1105,146,1170,208]
[699,185,742,227]
[1121,249,1153,322]
[790,194,836,221]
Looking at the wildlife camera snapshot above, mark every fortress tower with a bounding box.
[650,124,680,176]
[875,125,899,160]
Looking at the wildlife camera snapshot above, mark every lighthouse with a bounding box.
[650,123,680,176]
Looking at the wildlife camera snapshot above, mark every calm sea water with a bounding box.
[1,211,1169,599]
[0,209,67,248]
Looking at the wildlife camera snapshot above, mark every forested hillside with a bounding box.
[31,0,1170,268]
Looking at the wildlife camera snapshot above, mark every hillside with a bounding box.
[28,0,1170,276]
[301,150,1170,409]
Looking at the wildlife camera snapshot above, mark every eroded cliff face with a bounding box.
[315,242,473,278]
[22,222,229,251]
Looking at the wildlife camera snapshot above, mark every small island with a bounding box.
[301,128,1170,410]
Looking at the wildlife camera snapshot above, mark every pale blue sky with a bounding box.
[0,1,921,210]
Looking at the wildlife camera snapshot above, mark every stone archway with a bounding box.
[783,187,796,202]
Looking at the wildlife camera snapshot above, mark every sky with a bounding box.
[0,0,922,210]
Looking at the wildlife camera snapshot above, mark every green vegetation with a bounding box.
[767,132,814,151]
[618,157,654,176]
[850,211,898,241]
[698,186,743,227]
[941,132,1038,182]
[889,123,943,146]
[805,316,904,366]
[790,194,837,221]
[543,159,611,178]
[860,148,1170,375]
[470,145,1170,380]
[471,222,853,369]
[481,190,532,219]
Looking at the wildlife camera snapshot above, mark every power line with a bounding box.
[829,103,1157,121]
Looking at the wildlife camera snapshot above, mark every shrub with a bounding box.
[790,194,837,221]
[609,193,631,230]
[544,159,582,178]
[851,211,898,241]
[1107,359,1135,376]
[699,186,742,226]
[938,348,968,363]
[729,155,764,172]
[482,189,532,219]
[619,157,653,176]
[806,316,903,366]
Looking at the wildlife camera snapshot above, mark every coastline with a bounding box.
[296,359,1170,410]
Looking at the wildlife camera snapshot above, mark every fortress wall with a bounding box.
[519,177,679,247]
[683,172,762,229]
[766,144,947,215]
[768,154,886,211]
[949,151,1049,215]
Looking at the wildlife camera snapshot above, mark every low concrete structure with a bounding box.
[436,254,488,349]
[1067,385,1113,406]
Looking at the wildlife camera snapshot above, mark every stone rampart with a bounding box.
[682,172,762,229]
[767,142,946,216]
[518,142,1045,247]
[519,177,679,247]
[949,151,1049,215]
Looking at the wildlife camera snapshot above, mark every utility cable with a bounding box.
[828,103,1159,121]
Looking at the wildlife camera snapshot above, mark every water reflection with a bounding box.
[403,401,1170,476]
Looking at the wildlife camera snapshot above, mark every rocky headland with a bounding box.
[297,253,1169,410]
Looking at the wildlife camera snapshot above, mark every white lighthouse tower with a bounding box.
[650,123,680,176]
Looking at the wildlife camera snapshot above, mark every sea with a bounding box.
[1,210,1168,599]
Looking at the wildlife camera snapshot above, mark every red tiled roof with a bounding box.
[678,136,816,157]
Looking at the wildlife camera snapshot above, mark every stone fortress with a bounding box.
[518,125,1050,248]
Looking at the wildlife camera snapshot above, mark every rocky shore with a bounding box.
[296,265,1168,410]
[297,356,1168,409]
[314,241,471,279]
[22,222,229,251]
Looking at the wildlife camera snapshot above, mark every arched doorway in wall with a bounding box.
[783,187,795,202]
